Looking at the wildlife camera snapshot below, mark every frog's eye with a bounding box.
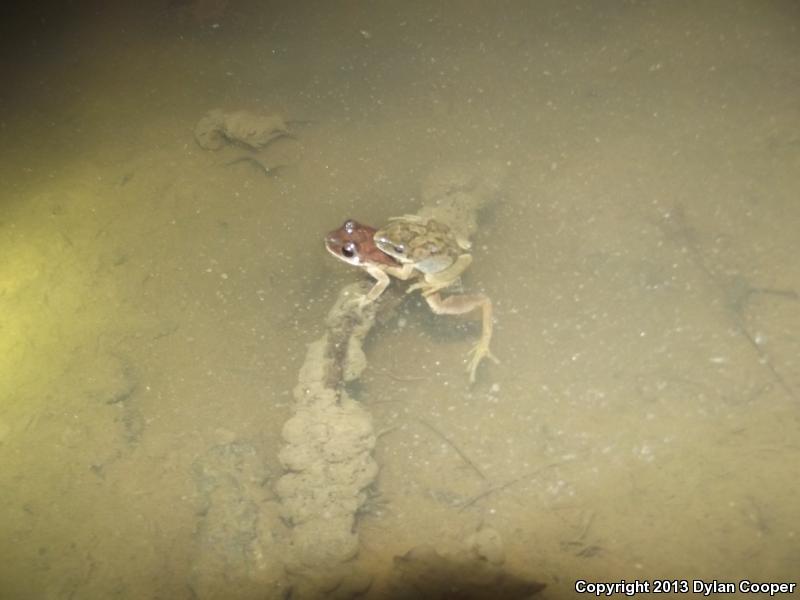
[393,244,405,255]
[344,220,356,233]
[341,242,358,259]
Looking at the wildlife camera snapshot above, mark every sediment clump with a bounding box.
[275,283,381,596]
[194,109,290,151]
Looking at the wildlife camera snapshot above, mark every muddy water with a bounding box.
[1,1,798,598]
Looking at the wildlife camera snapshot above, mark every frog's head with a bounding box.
[325,219,397,268]
[374,236,407,262]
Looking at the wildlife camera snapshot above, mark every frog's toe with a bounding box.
[465,343,498,382]
[355,294,373,309]
[466,356,482,383]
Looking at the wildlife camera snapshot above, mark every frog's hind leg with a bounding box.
[424,292,498,383]
[408,254,473,296]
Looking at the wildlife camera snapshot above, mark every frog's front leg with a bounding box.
[408,253,473,296]
[386,263,417,281]
[423,291,498,383]
[360,264,392,306]
[359,263,416,306]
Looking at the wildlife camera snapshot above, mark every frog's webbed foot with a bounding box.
[466,340,500,384]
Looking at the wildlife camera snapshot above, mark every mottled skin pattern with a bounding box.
[373,215,473,296]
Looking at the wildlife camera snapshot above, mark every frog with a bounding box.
[324,219,409,306]
[373,215,497,383]
[373,215,473,296]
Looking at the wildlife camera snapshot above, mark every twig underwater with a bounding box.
[457,460,569,512]
[661,205,798,402]
[223,156,287,177]
[416,418,487,482]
